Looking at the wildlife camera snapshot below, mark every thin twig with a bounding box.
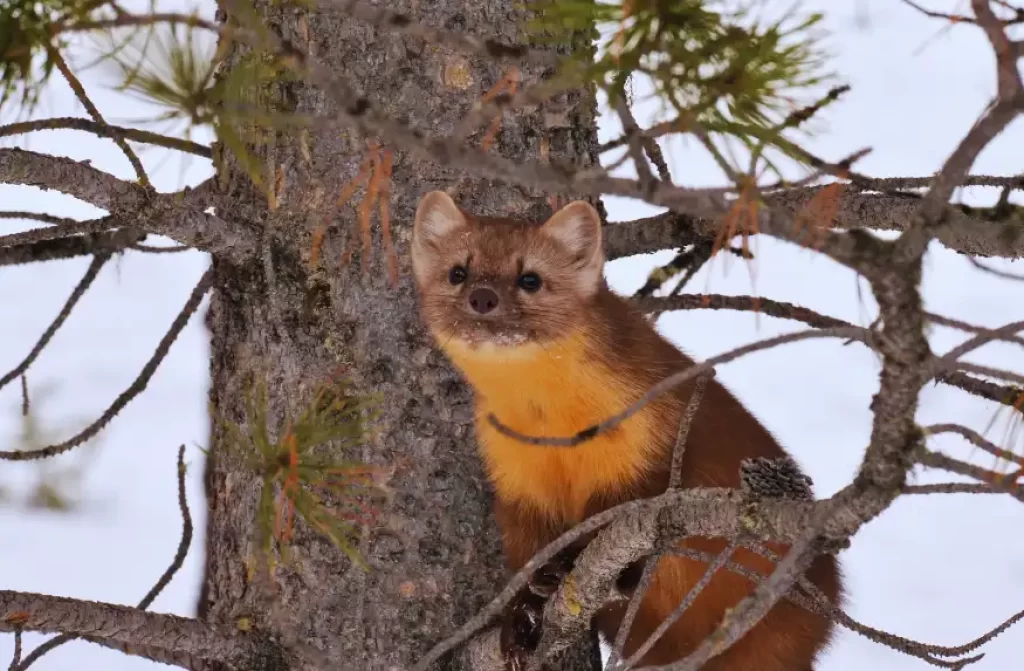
[605,372,712,669]
[903,482,1006,495]
[618,543,738,670]
[918,450,1024,501]
[0,217,120,248]
[931,319,1024,374]
[645,494,845,671]
[0,118,211,158]
[955,362,1024,388]
[15,445,194,671]
[636,293,1024,416]
[0,229,143,267]
[669,371,712,489]
[0,253,111,393]
[612,84,656,188]
[606,557,661,670]
[8,629,21,671]
[130,242,192,254]
[486,327,871,447]
[796,575,984,668]
[0,268,214,461]
[45,45,150,187]
[0,211,79,226]
[19,376,28,417]
[924,423,1024,469]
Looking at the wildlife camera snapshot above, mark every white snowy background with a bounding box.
[1,0,1022,669]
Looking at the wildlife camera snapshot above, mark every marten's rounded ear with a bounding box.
[413,190,465,246]
[541,200,604,268]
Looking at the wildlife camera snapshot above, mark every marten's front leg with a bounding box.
[500,545,582,671]
[493,499,595,671]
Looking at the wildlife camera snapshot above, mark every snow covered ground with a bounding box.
[1,1,1022,669]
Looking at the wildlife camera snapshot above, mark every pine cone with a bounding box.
[739,456,814,501]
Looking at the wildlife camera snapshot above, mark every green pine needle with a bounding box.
[213,371,384,572]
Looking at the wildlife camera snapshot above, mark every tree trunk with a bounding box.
[197,1,600,669]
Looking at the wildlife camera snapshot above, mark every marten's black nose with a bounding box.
[468,287,500,314]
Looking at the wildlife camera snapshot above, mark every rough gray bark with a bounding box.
[196,2,601,669]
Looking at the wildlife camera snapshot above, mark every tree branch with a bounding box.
[0,151,255,259]
[0,229,143,267]
[613,189,1024,262]
[635,293,1024,416]
[0,147,147,212]
[0,267,214,461]
[46,44,150,188]
[0,591,253,667]
[0,118,212,159]
[14,445,195,671]
[486,326,872,447]
[0,252,111,393]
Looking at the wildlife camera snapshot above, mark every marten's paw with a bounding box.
[500,587,544,671]
[500,551,577,670]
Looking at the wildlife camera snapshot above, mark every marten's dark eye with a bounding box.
[517,272,542,293]
[449,265,468,285]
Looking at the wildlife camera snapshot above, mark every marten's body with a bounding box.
[410,192,843,669]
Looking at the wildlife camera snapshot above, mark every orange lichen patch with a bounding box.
[346,142,384,272]
[793,182,845,251]
[309,152,373,270]
[378,147,398,287]
[4,611,30,625]
[538,134,562,211]
[268,164,286,211]
[479,66,521,152]
[309,140,399,285]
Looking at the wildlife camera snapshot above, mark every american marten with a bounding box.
[410,191,842,670]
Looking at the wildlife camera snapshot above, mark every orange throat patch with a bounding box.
[441,329,661,524]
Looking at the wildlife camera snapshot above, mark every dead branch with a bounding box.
[0,211,79,226]
[924,423,1024,469]
[0,151,255,259]
[0,147,147,212]
[45,44,150,188]
[0,228,144,267]
[918,450,1024,501]
[617,543,738,671]
[0,118,212,158]
[0,590,254,667]
[486,326,871,447]
[0,216,122,247]
[14,446,195,671]
[0,267,214,461]
[0,253,111,392]
[636,292,1024,417]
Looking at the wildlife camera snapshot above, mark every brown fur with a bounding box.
[410,192,843,669]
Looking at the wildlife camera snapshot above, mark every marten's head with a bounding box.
[410,191,605,352]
